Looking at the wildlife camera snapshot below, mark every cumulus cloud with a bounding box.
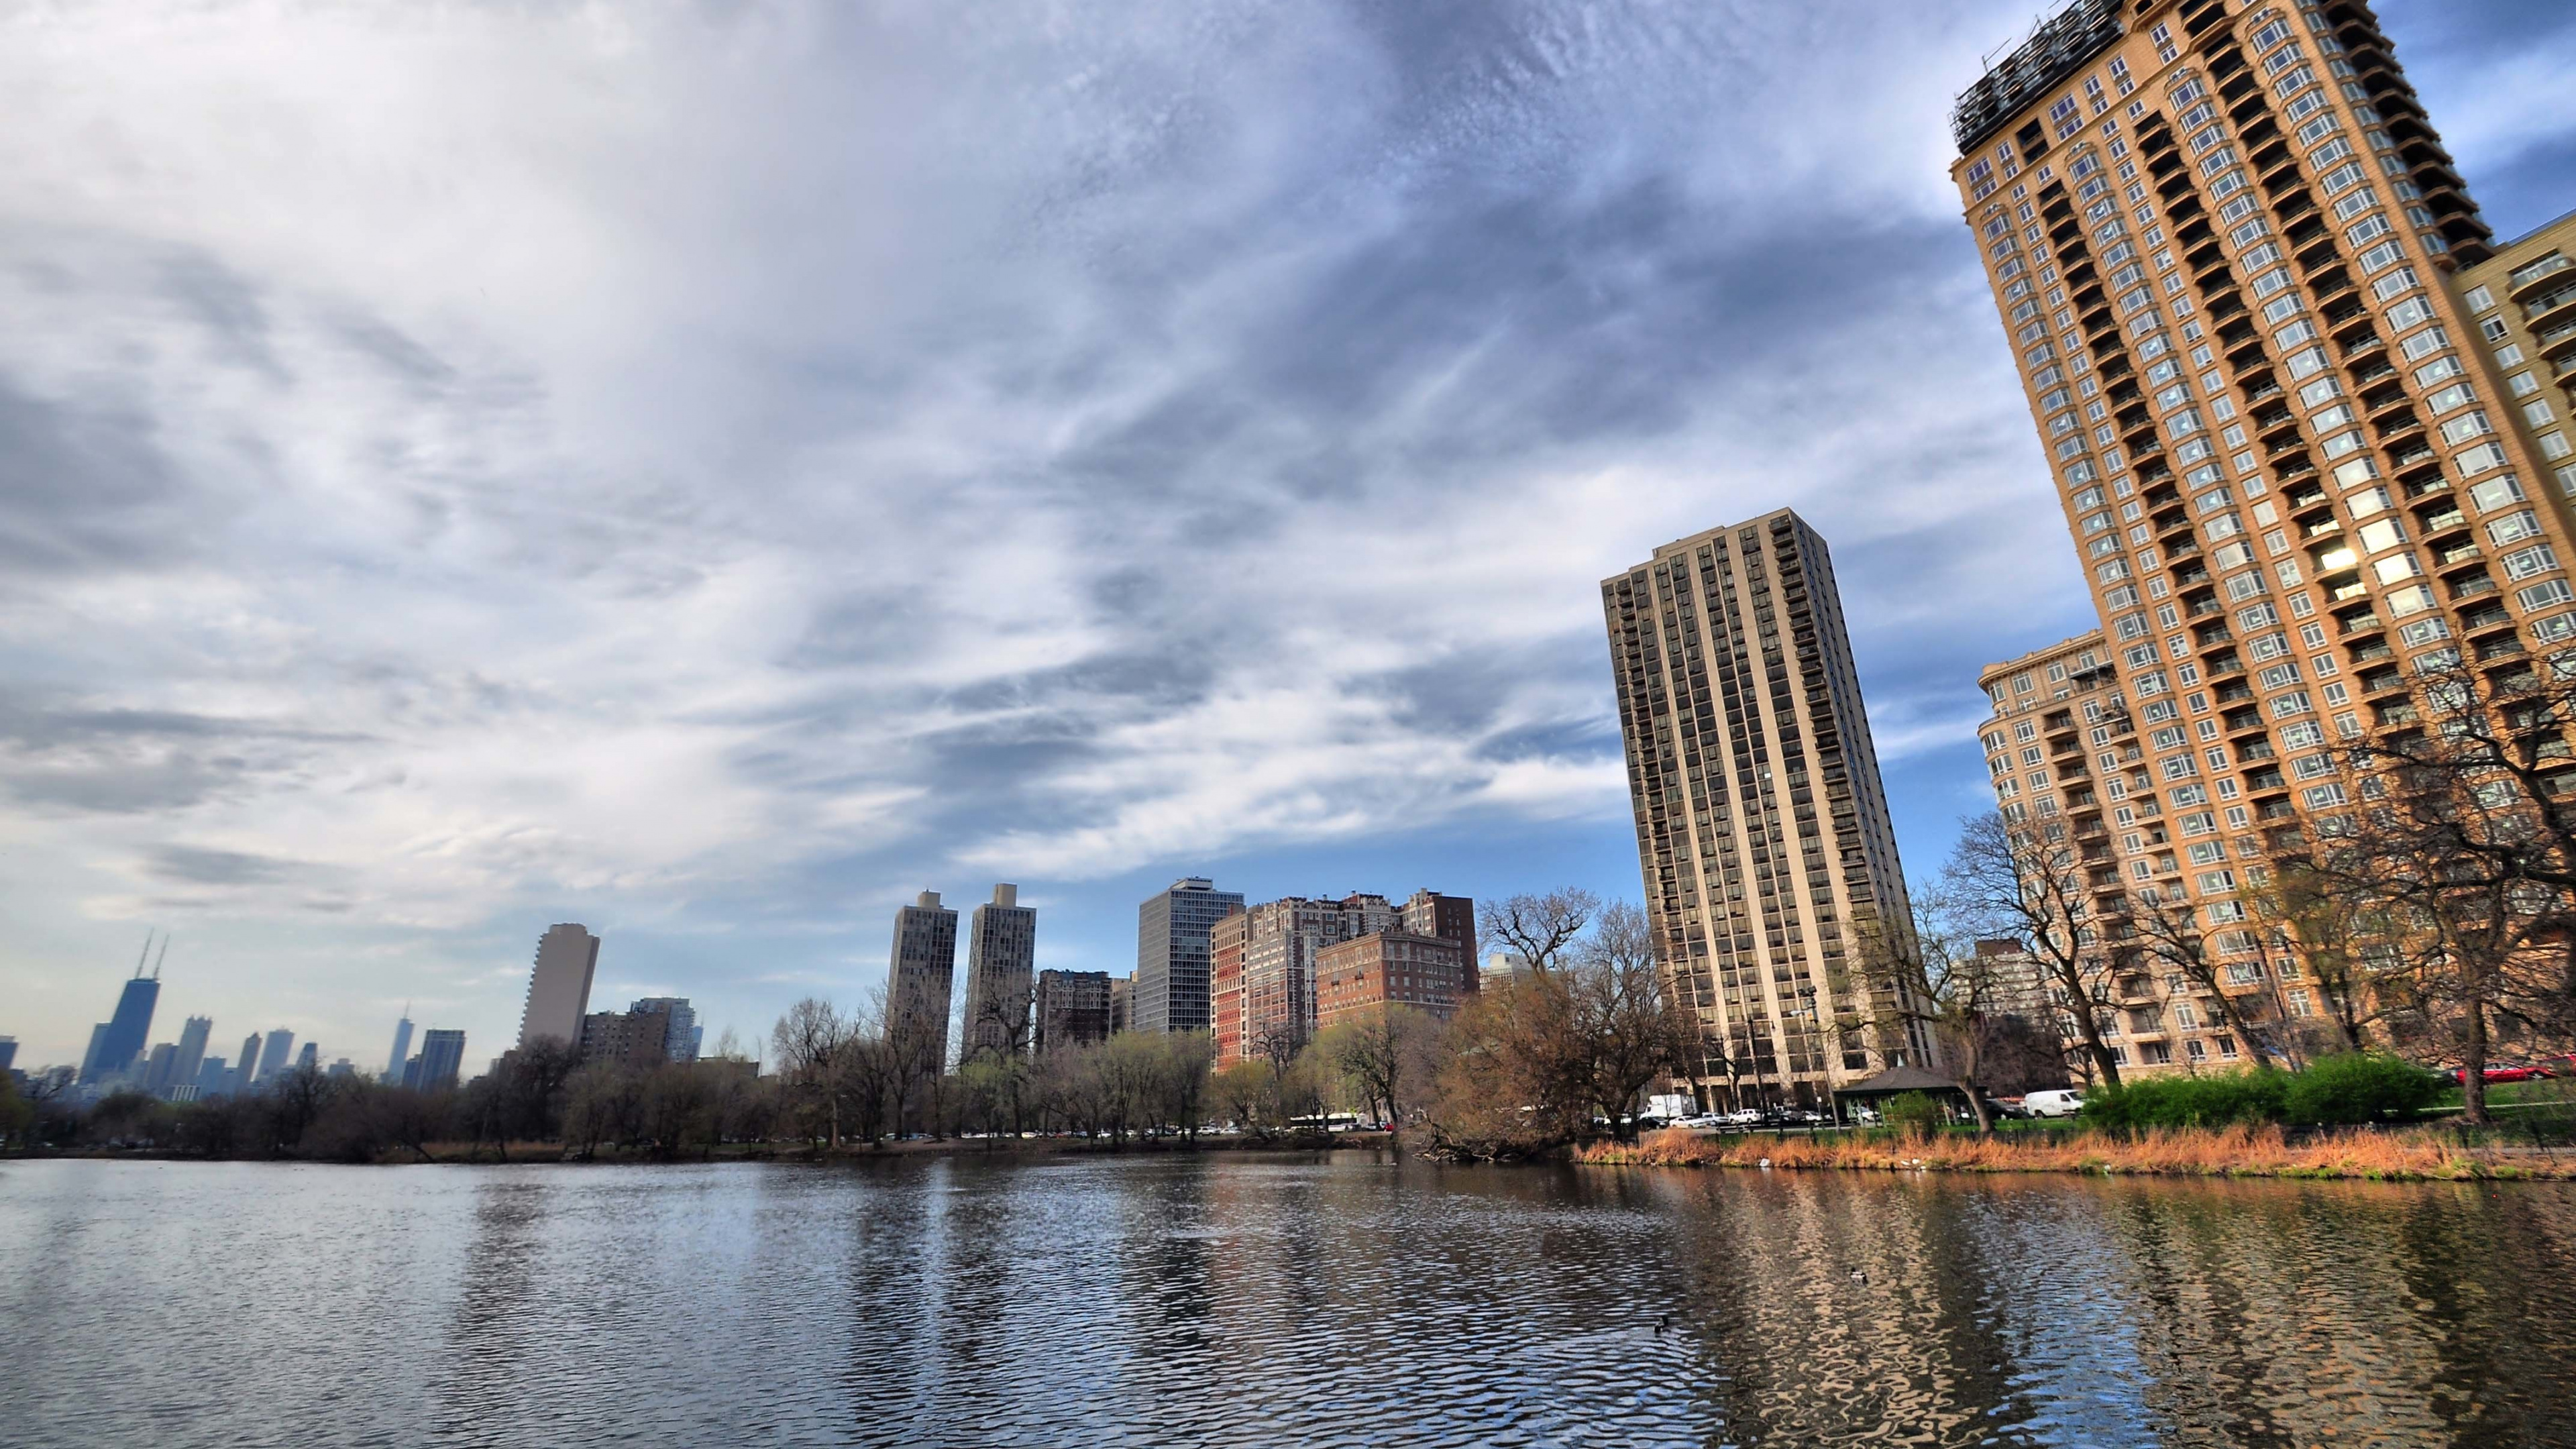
[1,0,2565,1065]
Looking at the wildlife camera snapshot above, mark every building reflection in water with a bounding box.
[9,1155,2574,1448]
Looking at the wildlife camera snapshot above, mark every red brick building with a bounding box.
[1208,907,1250,1067]
[1313,931,1473,1030]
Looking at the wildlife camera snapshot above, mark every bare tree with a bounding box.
[1157,1032,1216,1140]
[2236,858,2400,1055]
[1319,1006,1441,1132]
[1479,889,1600,976]
[1567,902,1695,1140]
[1850,901,2020,1133]
[2126,888,2293,1071]
[1943,811,2124,1087]
[771,996,852,1148]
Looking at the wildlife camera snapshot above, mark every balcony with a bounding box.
[2510,253,2574,304]
[2528,289,2576,339]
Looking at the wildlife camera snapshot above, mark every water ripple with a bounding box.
[1,1155,2571,1448]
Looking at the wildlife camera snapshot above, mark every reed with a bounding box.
[1574,1123,2571,1181]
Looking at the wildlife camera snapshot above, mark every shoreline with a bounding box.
[1574,1124,2576,1182]
[5,1130,1406,1168]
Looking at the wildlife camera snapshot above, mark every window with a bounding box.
[2463,284,2496,313]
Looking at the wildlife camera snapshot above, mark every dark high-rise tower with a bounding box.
[384,1011,414,1083]
[414,1029,466,1091]
[79,934,164,1084]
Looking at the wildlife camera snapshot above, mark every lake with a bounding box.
[3,1152,2573,1447]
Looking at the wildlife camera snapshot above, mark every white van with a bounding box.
[2024,1089,2086,1118]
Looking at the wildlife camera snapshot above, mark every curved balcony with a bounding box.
[2508,253,2573,305]
[2526,289,2576,339]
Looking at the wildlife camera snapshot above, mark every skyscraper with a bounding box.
[79,936,163,1083]
[294,1042,319,1075]
[384,1012,414,1083]
[629,998,700,1062]
[171,1016,213,1098]
[959,884,1037,1060]
[414,1029,466,1091]
[1602,509,1925,1109]
[256,1029,296,1085]
[889,892,960,1069]
[1950,0,2573,1069]
[233,1033,262,1094]
[0,1037,16,1074]
[518,924,601,1050]
[1134,877,1245,1034]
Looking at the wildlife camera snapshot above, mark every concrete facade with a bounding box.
[890,892,960,1070]
[960,884,1038,1060]
[1134,877,1245,1034]
[518,924,601,1051]
[1603,509,1925,1108]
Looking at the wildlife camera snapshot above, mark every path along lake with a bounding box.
[4,1152,2574,1448]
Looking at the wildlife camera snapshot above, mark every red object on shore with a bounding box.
[2451,1065,2559,1084]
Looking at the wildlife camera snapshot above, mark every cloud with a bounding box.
[145,845,311,886]
[0,0,2567,1067]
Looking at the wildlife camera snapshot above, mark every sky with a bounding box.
[5,0,2574,1075]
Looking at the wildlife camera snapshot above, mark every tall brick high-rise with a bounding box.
[1953,0,2576,1073]
[1602,509,1924,1110]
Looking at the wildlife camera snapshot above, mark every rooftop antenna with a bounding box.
[133,928,154,979]
[152,934,170,981]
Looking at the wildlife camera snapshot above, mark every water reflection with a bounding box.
[2,1157,2572,1447]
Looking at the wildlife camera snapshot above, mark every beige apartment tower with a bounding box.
[517,924,600,1051]
[959,884,1037,1060]
[1953,0,2576,1073]
[889,892,960,1070]
[1603,509,1925,1110]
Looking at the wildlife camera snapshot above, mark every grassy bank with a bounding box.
[1576,1124,2576,1181]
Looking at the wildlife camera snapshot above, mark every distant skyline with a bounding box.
[5,0,2575,1068]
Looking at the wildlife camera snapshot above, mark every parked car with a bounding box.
[1674,1114,1724,1131]
[1717,1108,1766,1128]
[1988,1097,2033,1120]
[2023,1089,2086,1118]
[2451,1065,2559,1085]
[1847,1105,1881,1126]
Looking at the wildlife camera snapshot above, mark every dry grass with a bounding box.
[1575,1124,2575,1181]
